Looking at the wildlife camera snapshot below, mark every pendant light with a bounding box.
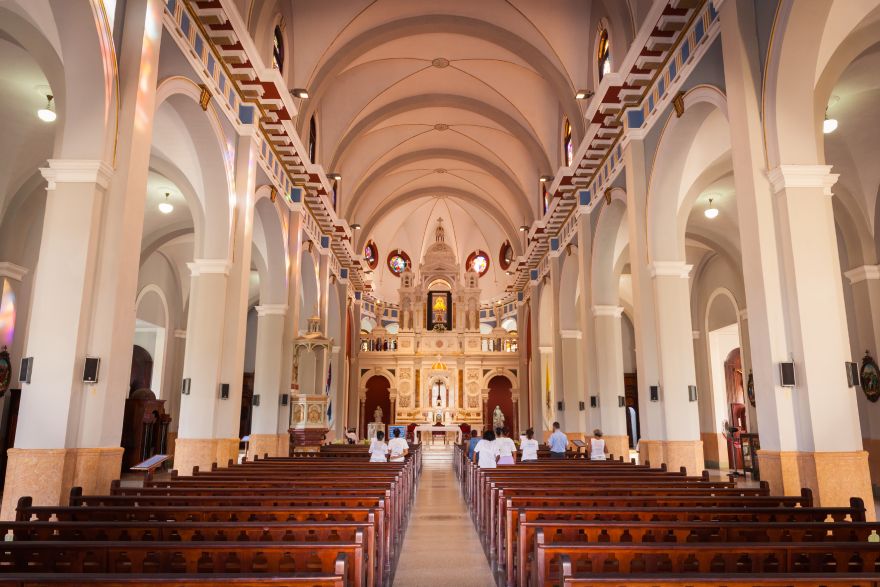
[823,95,839,134]
[37,95,56,122]
[704,197,719,219]
[158,192,174,214]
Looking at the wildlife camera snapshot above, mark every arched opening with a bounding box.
[129,345,154,393]
[272,25,284,73]
[486,375,515,437]
[562,117,573,167]
[363,375,391,436]
[308,114,317,164]
[597,27,611,82]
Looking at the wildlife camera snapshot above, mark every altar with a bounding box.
[414,424,462,445]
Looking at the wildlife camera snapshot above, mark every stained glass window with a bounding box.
[499,241,514,270]
[387,250,410,275]
[597,28,611,82]
[563,117,573,167]
[364,241,378,269]
[272,26,284,73]
[466,250,490,276]
[308,115,317,163]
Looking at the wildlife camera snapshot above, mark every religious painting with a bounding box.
[860,351,880,402]
[746,370,755,407]
[0,347,10,397]
[427,291,452,331]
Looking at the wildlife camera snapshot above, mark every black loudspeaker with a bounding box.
[649,385,659,402]
[83,357,100,383]
[589,396,598,408]
[779,362,796,387]
[688,385,698,402]
[578,401,585,411]
[557,401,564,411]
[252,394,260,407]
[280,393,289,406]
[846,362,860,387]
[220,383,230,400]
[618,395,625,407]
[19,357,32,384]
[181,378,191,395]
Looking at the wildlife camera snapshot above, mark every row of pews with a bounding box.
[455,444,880,587]
[0,443,421,586]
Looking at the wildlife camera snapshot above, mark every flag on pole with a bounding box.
[545,363,551,409]
[326,363,333,420]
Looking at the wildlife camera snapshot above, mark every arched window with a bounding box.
[597,28,611,82]
[542,182,551,215]
[466,250,490,277]
[499,240,514,271]
[364,240,379,270]
[308,115,317,163]
[387,249,411,276]
[562,117,573,167]
[272,25,284,73]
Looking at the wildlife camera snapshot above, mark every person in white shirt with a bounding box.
[369,431,389,462]
[473,429,499,468]
[495,427,517,465]
[520,428,539,462]
[387,428,409,462]
[344,428,358,444]
[590,428,608,461]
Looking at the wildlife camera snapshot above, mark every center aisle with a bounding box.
[393,444,495,587]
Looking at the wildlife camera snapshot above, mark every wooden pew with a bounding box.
[0,575,345,586]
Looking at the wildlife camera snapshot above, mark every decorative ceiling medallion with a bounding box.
[434,123,449,131]
[432,57,450,68]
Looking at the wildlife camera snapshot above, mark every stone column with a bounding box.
[844,266,880,491]
[348,297,363,433]
[575,208,600,436]
[649,261,703,474]
[0,0,164,521]
[622,139,666,467]
[516,298,530,432]
[592,305,629,459]
[527,285,544,436]
[559,330,587,437]
[547,256,565,428]
[248,305,288,459]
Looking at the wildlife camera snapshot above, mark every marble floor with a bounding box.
[393,445,495,587]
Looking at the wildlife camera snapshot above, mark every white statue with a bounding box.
[373,405,383,423]
[492,405,505,429]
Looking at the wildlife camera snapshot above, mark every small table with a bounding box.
[414,424,462,444]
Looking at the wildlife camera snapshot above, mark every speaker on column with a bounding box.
[82,357,100,383]
[19,357,32,384]
[649,385,659,402]
[219,383,230,400]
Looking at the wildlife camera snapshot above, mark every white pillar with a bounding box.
[250,305,288,435]
[592,305,628,438]
[559,330,586,434]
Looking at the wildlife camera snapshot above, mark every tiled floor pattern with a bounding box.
[393,445,496,587]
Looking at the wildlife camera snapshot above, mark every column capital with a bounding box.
[187,258,231,276]
[592,305,624,317]
[40,159,114,190]
[0,262,28,282]
[767,165,838,195]
[255,304,288,317]
[648,261,692,278]
[560,330,582,339]
[844,264,880,284]
[738,308,749,321]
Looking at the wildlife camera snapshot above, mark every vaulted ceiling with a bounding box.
[273,0,652,300]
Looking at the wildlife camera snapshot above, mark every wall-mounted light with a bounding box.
[704,197,718,219]
[823,96,839,134]
[519,225,529,232]
[575,89,594,100]
[290,88,309,99]
[37,94,56,122]
[158,192,174,214]
[539,175,553,183]
[327,173,341,181]
[350,223,361,230]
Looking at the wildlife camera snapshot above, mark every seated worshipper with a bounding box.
[473,429,498,468]
[495,427,517,465]
[345,428,358,444]
[590,428,609,461]
[520,428,539,462]
[548,421,568,459]
[467,429,480,460]
[369,431,389,462]
[388,428,409,462]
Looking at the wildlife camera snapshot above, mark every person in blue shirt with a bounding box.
[548,421,568,459]
[466,429,480,460]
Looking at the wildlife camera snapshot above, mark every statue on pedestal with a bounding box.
[373,405,384,423]
[493,405,505,430]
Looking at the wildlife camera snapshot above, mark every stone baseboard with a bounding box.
[173,437,239,476]
[246,433,289,460]
[757,449,874,520]
[638,439,705,475]
[0,447,123,521]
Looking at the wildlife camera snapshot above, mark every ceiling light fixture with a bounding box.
[539,175,553,183]
[159,192,174,214]
[823,116,838,134]
[519,225,529,232]
[704,197,719,219]
[37,94,56,122]
[350,223,361,230]
[327,172,341,181]
[290,88,309,99]
[575,89,594,100]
